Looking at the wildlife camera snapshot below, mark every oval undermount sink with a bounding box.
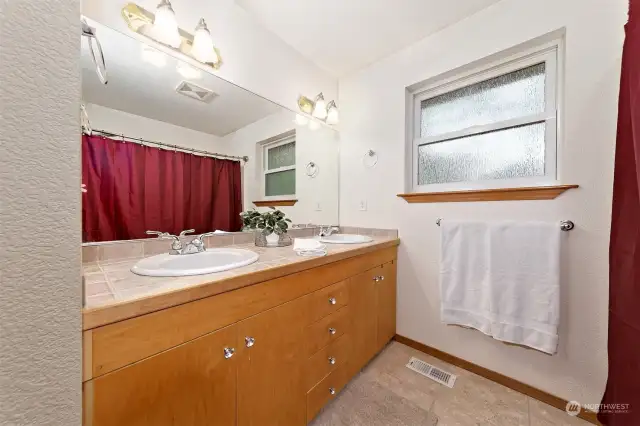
[319,234,373,244]
[131,248,259,277]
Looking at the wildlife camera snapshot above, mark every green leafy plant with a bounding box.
[240,207,292,236]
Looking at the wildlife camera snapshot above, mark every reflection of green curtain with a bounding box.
[266,170,295,196]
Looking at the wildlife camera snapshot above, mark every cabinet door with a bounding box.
[377,260,397,350]
[87,324,239,426]
[347,267,379,378]
[237,296,309,426]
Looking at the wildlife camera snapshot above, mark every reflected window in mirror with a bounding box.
[264,134,296,198]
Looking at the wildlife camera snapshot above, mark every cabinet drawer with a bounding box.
[305,306,350,357]
[308,280,349,323]
[305,333,351,391]
[306,364,349,423]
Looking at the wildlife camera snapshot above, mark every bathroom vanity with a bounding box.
[82,237,399,425]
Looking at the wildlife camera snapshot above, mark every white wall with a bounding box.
[222,111,340,225]
[82,0,338,114]
[84,103,224,152]
[339,0,626,405]
[0,1,82,425]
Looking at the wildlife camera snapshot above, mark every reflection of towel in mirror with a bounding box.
[293,238,327,257]
[440,221,561,355]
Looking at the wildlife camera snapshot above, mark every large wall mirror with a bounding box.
[81,20,339,243]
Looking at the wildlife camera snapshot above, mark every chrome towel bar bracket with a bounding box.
[435,219,575,231]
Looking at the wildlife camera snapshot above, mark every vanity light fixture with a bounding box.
[152,0,181,48]
[297,93,339,125]
[191,19,220,64]
[121,3,223,69]
[312,93,328,120]
[326,100,339,125]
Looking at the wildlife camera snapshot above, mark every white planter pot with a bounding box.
[265,232,280,245]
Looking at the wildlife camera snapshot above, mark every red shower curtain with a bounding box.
[599,1,640,424]
[82,135,243,242]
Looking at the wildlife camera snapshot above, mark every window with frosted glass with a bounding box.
[264,140,295,196]
[413,55,556,188]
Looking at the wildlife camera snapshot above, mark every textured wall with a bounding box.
[0,1,82,425]
[339,0,626,405]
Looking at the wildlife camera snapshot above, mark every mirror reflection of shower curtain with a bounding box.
[600,2,640,425]
[82,18,108,84]
[82,135,243,242]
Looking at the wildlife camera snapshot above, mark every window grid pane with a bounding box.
[267,141,295,170]
[418,122,546,185]
[265,169,296,196]
[420,63,546,138]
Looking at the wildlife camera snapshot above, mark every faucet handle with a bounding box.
[179,229,195,237]
[146,230,169,238]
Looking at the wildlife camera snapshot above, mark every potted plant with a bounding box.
[240,207,292,245]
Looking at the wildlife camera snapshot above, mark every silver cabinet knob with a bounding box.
[223,347,235,359]
[328,297,337,305]
[245,337,255,348]
[328,327,337,335]
[379,275,385,281]
[328,357,336,365]
[373,276,379,282]
[329,387,336,395]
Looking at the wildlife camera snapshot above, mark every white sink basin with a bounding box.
[131,248,259,277]
[319,234,373,244]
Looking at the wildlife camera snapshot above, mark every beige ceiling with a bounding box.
[81,21,283,137]
[236,0,503,76]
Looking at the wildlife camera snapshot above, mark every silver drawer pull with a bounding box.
[328,327,337,335]
[329,387,336,395]
[223,347,235,359]
[245,337,255,348]
[328,297,337,305]
[328,357,336,365]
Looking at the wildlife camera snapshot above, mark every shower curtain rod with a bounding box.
[83,128,249,162]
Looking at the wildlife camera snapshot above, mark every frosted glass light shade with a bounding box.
[326,101,339,124]
[152,0,181,48]
[295,114,309,126]
[312,93,327,119]
[191,19,219,64]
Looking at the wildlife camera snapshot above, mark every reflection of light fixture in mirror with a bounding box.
[177,62,201,79]
[312,93,327,120]
[191,19,220,64]
[141,44,167,67]
[121,3,223,69]
[295,114,309,126]
[152,0,181,48]
[297,95,314,115]
[326,100,339,125]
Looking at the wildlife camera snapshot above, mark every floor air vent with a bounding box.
[406,357,457,388]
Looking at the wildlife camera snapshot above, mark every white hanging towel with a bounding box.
[440,221,561,354]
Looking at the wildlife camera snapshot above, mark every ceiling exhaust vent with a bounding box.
[175,81,218,103]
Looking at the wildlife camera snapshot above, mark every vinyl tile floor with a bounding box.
[310,342,591,426]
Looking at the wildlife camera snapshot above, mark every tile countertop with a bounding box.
[82,236,400,330]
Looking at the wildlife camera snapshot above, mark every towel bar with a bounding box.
[435,219,575,231]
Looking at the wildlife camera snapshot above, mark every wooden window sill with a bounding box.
[253,199,298,207]
[397,185,579,203]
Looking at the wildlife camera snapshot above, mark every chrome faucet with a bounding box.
[318,226,340,237]
[146,230,218,255]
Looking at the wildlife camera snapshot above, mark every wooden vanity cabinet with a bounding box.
[83,245,398,426]
[85,324,239,426]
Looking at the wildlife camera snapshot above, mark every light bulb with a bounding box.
[141,45,166,68]
[312,93,327,120]
[191,19,219,64]
[326,101,339,125]
[295,114,309,126]
[176,62,201,79]
[309,120,321,131]
[152,0,181,48]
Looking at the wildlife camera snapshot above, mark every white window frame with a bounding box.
[410,41,561,193]
[262,134,296,199]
